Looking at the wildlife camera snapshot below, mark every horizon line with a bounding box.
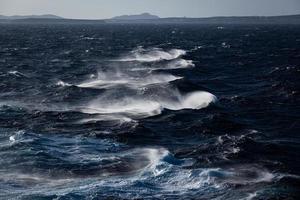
[1,13,300,20]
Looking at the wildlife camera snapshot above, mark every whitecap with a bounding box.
[81,99,163,119]
[162,91,217,110]
[77,115,136,126]
[118,47,186,62]
[130,59,194,71]
[166,59,195,69]
[56,80,72,87]
[8,71,28,77]
[80,91,216,119]
[222,42,231,48]
[77,79,129,89]
[8,130,33,145]
[140,74,182,86]
[77,74,182,89]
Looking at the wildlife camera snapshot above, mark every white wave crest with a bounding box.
[8,71,28,77]
[118,47,186,62]
[166,59,195,69]
[56,80,72,87]
[77,73,182,89]
[81,91,216,119]
[130,59,195,71]
[81,99,163,119]
[163,91,217,110]
[78,79,129,89]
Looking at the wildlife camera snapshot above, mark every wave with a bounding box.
[9,130,25,144]
[163,91,217,110]
[74,47,193,90]
[77,115,135,125]
[1,142,280,199]
[134,150,276,195]
[118,47,186,62]
[0,47,216,130]
[130,59,195,71]
[77,73,182,89]
[77,79,129,89]
[81,99,163,119]
[166,58,195,69]
[8,71,28,78]
[139,74,182,86]
[81,91,216,119]
[80,36,104,41]
[56,80,72,87]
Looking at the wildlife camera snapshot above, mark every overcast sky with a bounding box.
[1,0,300,19]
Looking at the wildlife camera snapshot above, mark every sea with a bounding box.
[0,23,299,199]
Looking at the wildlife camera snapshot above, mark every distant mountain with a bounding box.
[0,18,105,24]
[0,14,63,20]
[111,13,160,20]
[108,14,300,24]
[0,14,299,25]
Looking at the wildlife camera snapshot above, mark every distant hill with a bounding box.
[159,15,300,24]
[107,14,300,24]
[0,18,105,24]
[111,13,160,20]
[0,14,63,20]
[0,13,299,24]
[0,14,106,24]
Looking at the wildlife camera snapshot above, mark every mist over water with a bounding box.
[0,23,299,199]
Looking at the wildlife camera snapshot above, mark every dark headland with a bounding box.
[0,13,300,24]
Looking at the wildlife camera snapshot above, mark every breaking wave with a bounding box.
[81,91,216,119]
[118,47,186,62]
[82,99,163,118]
[77,73,182,89]
[1,143,278,199]
[130,59,195,71]
[56,80,72,87]
[72,46,216,123]
[166,58,195,69]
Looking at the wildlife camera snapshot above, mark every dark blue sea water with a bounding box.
[0,23,299,199]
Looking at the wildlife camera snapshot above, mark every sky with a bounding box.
[0,0,300,19]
